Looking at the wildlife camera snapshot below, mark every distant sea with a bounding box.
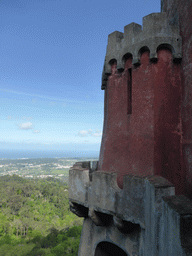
[0,149,99,160]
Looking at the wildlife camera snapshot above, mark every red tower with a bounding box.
[99,13,184,194]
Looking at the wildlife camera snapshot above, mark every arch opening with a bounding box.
[156,43,174,54]
[94,241,128,256]
[138,46,150,64]
[109,58,117,66]
[138,46,150,57]
[109,59,117,74]
[122,53,133,70]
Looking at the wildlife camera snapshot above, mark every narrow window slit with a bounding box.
[127,68,132,114]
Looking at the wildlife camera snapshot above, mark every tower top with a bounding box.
[102,12,182,89]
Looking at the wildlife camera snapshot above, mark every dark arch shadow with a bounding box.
[138,46,150,57]
[94,241,128,256]
[109,58,117,66]
[156,43,174,54]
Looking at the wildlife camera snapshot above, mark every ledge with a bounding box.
[69,163,175,229]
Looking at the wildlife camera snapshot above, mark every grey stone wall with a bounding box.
[69,162,192,255]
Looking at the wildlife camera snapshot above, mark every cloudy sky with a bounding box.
[1,0,160,154]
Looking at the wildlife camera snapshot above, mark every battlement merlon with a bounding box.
[101,12,182,89]
[69,164,175,229]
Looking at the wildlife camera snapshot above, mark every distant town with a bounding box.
[0,157,98,183]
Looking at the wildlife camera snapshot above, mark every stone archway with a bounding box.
[94,241,128,256]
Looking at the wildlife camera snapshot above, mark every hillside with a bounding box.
[0,175,83,256]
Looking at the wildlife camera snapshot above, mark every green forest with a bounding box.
[0,175,83,255]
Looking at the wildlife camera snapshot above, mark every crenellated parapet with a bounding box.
[69,164,175,229]
[102,12,182,89]
[69,163,192,255]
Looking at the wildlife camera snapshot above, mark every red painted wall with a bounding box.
[162,0,192,197]
[154,49,184,194]
[99,49,185,194]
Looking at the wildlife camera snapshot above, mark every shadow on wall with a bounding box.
[94,242,128,256]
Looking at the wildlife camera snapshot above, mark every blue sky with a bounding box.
[0,0,160,154]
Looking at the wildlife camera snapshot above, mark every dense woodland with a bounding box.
[0,175,83,255]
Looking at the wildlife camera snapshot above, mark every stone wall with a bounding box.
[69,162,192,255]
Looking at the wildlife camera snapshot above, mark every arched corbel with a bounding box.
[70,202,89,218]
[113,215,141,234]
[122,53,133,70]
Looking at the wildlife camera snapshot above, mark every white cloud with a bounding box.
[78,129,92,137]
[33,130,40,133]
[92,131,102,137]
[78,129,102,137]
[19,122,33,130]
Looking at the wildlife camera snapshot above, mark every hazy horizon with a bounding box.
[0,149,99,160]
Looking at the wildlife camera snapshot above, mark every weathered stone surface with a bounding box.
[69,168,89,206]
[102,12,182,88]
[159,195,192,256]
[78,218,141,256]
[69,168,176,228]
[69,166,192,255]
[160,195,192,255]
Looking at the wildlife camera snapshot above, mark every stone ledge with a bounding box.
[69,163,192,255]
[69,164,175,228]
[163,195,192,215]
[160,195,192,255]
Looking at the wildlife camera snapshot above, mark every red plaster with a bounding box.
[153,49,184,194]
[99,49,184,193]
[162,0,192,196]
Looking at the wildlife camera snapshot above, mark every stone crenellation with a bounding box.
[69,162,192,255]
[102,12,182,89]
